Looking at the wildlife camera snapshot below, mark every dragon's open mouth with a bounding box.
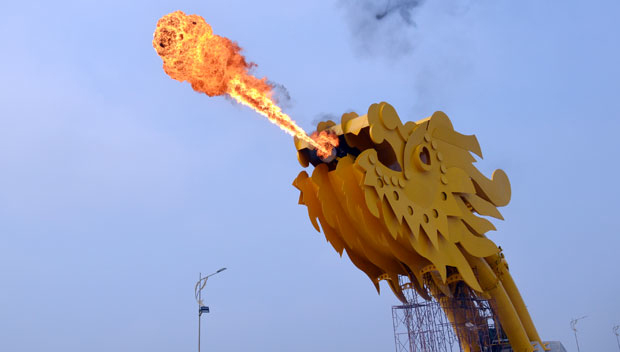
[295,112,402,171]
[298,131,361,166]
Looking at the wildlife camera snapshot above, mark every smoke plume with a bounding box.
[268,81,293,110]
[374,0,425,24]
[338,0,426,56]
[337,0,478,116]
[311,113,339,128]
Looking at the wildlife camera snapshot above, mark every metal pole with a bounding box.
[613,325,620,351]
[198,272,201,352]
[570,316,586,352]
[573,331,580,352]
[194,268,225,352]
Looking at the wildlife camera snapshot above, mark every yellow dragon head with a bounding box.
[293,102,511,303]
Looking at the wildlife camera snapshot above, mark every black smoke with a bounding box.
[338,0,427,56]
[311,113,339,128]
[374,0,425,24]
[268,80,293,110]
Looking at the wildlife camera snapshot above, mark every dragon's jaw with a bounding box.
[295,112,394,170]
[295,120,353,168]
[298,133,361,167]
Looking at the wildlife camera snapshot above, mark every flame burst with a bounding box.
[153,11,338,158]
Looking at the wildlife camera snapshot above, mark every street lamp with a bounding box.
[570,316,587,352]
[613,325,619,351]
[194,268,227,352]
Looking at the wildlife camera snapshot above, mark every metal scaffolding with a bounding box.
[392,276,511,352]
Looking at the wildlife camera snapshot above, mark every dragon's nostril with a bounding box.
[414,145,433,171]
[419,146,431,165]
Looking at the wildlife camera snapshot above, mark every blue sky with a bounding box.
[1,1,619,351]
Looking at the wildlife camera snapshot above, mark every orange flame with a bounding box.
[153,11,338,158]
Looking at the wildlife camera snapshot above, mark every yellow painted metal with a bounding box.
[293,102,544,351]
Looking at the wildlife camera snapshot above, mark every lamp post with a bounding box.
[613,325,619,351]
[570,316,587,352]
[195,268,227,352]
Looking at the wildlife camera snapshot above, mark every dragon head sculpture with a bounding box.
[293,102,511,302]
[293,102,548,351]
